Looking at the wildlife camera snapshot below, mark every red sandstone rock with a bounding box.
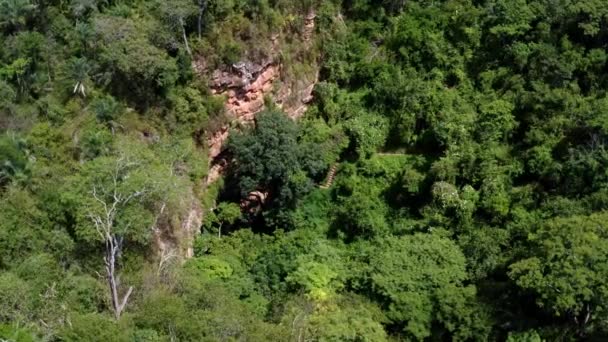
[199,11,319,185]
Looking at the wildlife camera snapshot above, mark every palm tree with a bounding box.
[74,21,94,52]
[68,57,91,97]
[70,0,97,18]
[0,0,36,31]
[0,134,30,187]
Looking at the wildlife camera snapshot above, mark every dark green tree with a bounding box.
[227,110,323,227]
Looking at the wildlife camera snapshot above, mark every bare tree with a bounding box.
[87,156,146,320]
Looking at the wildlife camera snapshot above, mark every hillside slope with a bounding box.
[3,1,608,341]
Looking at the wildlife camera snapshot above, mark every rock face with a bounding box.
[205,59,317,164]
[240,190,268,214]
[303,10,316,46]
[152,189,202,263]
[210,62,280,126]
[199,11,319,167]
[153,11,319,262]
[206,126,229,162]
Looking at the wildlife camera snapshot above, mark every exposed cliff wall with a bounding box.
[153,11,320,261]
[152,188,202,263]
[198,10,319,181]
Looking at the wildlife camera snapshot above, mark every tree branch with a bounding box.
[117,286,133,317]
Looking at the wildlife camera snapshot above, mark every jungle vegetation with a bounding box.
[1,0,608,341]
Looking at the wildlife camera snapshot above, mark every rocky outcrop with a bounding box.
[203,60,318,184]
[206,126,230,161]
[154,10,319,262]
[152,190,202,262]
[197,10,319,168]
[303,10,316,46]
[241,190,268,214]
[210,62,280,125]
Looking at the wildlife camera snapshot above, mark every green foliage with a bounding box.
[166,86,208,135]
[227,110,326,227]
[333,170,390,240]
[89,94,121,124]
[228,110,302,195]
[510,212,608,324]
[93,15,179,100]
[282,294,388,342]
[0,133,29,186]
[184,256,233,280]
[0,272,32,322]
[0,323,36,342]
[3,0,608,340]
[59,313,132,342]
[286,261,339,301]
[0,187,73,267]
[203,201,241,237]
[133,290,206,341]
[507,330,544,342]
[367,233,490,340]
[0,0,36,31]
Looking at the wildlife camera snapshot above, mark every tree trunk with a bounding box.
[197,0,207,39]
[104,236,133,320]
[180,17,192,57]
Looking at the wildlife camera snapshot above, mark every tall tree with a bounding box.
[0,0,36,32]
[227,110,323,227]
[66,139,183,320]
[197,0,207,39]
[509,212,608,335]
[155,0,197,57]
[86,155,144,319]
[367,233,491,340]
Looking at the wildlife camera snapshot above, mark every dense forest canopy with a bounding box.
[1,0,608,341]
